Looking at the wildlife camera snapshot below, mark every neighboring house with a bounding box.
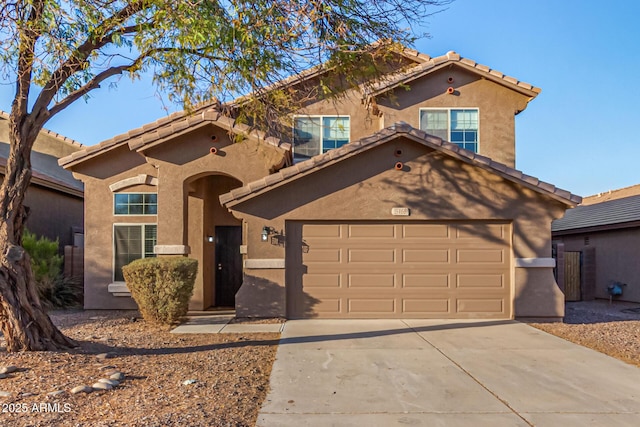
[60,48,580,320]
[552,185,640,303]
[0,110,84,249]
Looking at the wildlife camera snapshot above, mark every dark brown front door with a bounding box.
[215,226,242,307]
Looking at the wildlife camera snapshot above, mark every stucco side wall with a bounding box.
[72,145,157,310]
[230,137,567,318]
[292,66,530,168]
[554,229,640,303]
[23,185,84,249]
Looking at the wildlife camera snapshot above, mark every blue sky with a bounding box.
[1,0,638,197]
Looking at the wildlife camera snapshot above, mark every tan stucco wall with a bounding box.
[290,65,531,167]
[0,116,82,157]
[229,136,567,319]
[554,229,640,303]
[0,175,83,249]
[71,125,287,310]
[23,185,83,249]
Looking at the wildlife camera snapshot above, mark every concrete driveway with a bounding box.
[257,320,640,426]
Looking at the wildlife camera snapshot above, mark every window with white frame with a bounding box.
[114,193,157,215]
[419,108,479,152]
[113,224,157,282]
[293,116,350,161]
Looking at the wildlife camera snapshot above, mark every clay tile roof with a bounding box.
[364,51,541,102]
[220,122,580,207]
[59,103,288,168]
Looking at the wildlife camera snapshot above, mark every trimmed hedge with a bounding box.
[122,257,198,325]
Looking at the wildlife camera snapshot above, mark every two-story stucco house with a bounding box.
[60,48,580,320]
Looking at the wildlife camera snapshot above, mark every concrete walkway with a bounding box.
[257,319,640,426]
[170,315,285,334]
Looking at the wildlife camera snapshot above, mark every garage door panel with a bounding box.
[403,274,450,288]
[304,248,341,263]
[457,299,504,314]
[349,299,396,313]
[348,249,395,263]
[457,224,506,240]
[403,249,450,263]
[289,221,511,319]
[457,274,504,288]
[402,224,450,239]
[457,249,505,264]
[348,274,395,288]
[348,224,396,238]
[314,299,342,314]
[303,224,342,238]
[403,299,450,313]
[303,274,341,288]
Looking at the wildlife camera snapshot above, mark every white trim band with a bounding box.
[154,245,190,255]
[244,259,285,269]
[514,258,556,268]
[107,282,131,297]
[110,174,158,192]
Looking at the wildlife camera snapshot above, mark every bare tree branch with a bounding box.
[31,1,147,124]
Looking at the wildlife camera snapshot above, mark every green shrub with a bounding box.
[22,230,82,309]
[22,230,62,282]
[122,257,198,325]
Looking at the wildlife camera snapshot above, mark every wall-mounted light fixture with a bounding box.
[207,235,214,243]
[261,226,270,242]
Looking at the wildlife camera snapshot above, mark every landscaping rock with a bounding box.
[0,366,18,374]
[0,391,11,398]
[47,390,66,397]
[182,379,197,385]
[98,378,119,386]
[92,382,113,391]
[109,372,125,381]
[0,373,7,379]
[99,365,117,371]
[71,385,93,394]
[96,353,115,361]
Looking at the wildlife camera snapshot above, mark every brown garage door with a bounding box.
[286,222,512,319]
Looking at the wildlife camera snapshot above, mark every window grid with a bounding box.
[419,108,479,153]
[114,193,158,215]
[293,116,350,161]
[113,224,157,282]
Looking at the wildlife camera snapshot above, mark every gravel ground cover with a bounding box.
[530,300,640,367]
[0,310,279,427]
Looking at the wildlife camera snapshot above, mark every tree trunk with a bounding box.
[0,110,77,352]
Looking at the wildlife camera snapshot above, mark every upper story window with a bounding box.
[293,116,350,162]
[420,108,479,153]
[114,193,157,215]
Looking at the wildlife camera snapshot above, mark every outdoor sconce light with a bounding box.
[207,235,214,243]
[261,226,269,242]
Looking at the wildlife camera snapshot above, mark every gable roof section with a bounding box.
[0,110,84,151]
[220,122,581,208]
[581,183,640,206]
[0,142,83,197]
[59,105,291,168]
[364,51,541,103]
[552,195,640,234]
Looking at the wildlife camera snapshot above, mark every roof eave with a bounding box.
[221,124,580,208]
[553,219,640,236]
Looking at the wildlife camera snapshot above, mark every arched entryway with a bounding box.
[185,174,243,310]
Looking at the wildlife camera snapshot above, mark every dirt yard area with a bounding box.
[530,300,640,367]
[0,310,279,427]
